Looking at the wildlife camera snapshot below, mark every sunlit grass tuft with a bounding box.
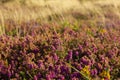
[0,0,120,36]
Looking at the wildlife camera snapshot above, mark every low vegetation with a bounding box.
[0,0,120,80]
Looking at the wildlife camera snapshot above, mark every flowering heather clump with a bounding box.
[0,20,120,80]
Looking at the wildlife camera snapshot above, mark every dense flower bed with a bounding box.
[0,21,120,80]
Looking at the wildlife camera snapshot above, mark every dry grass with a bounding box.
[0,0,119,35]
[0,0,120,20]
[0,0,80,22]
[0,0,120,24]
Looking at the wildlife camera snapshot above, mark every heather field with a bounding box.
[0,0,120,80]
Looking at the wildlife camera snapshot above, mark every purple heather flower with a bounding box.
[87,49,92,55]
[93,47,98,53]
[80,57,90,65]
[107,50,114,58]
[11,70,14,75]
[57,75,65,80]
[91,59,95,65]
[46,74,51,80]
[15,73,19,78]
[113,36,117,41]
[65,50,73,61]
[21,42,26,48]
[7,70,12,78]
[84,41,89,47]
[37,73,42,78]
[96,63,103,71]
[71,77,79,80]
[60,65,70,75]
[104,77,110,80]
[71,72,81,78]
[77,64,82,70]
[110,66,113,71]
[83,49,92,56]
[34,75,38,80]
[60,66,66,72]
[1,66,8,74]
[53,53,58,62]
[38,60,43,68]
[33,48,39,53]
[51,45,56,50]
[78,45,83,52]
[20,51,26,56]
[49,65,53,71]
[0,61,3,66]
[75,51,79,56]
[91,68,98,77]
[54,65,60,74]
[49,71,56,78]
[28,64,33,69]
[11,61,15,67]
[98,55,105,61]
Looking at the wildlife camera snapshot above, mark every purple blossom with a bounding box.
[90,59,95,66]
[54,65,60,74]
[87,49,92,55]
[77,64,82,70]
[60,65,70,75]
[37,60,44,68]
[28,64,36,69]
[37,73,42,78]
[83,41,89,47]
[93,47,98,53]
[78,45,83,52]
[65,50,73,61]
[49,71,56,78]
[34,75,38,80]
[71,72,81,78]
[53,53,59,62]
[15,73,19,78]
[51,45,56,50]
[71,77,79,80]
[28,64,33,69]
[91,68,98,77]
[80,57,90,65]
[48,65,53,71]
[75,51,79,56]
[1,66,7,74]
[7,70,12,78]
[96,63,103,71]
[46,74,52,80]
[33,48,39,53]
[57,75,65,80]
[107,50,114,58]
[98,55,105,61]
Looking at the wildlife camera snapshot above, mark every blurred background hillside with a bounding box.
[0,0,120,24]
